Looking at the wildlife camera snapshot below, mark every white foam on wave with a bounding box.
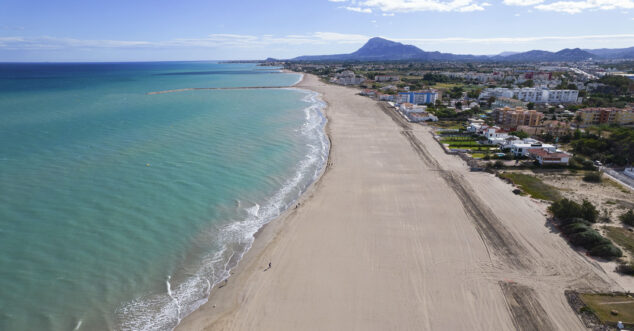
[116,87,328,331]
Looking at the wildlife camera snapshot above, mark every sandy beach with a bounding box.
[177,73,620,330]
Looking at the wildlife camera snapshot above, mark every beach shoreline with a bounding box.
[174,71,334,330]
[177,73,619,331]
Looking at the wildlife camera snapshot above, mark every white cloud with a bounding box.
[344,6,373,12]
[353,0,492,13]
[382,12,396,15]
[328,0,347,2]
[503,0,544,5]
[457,3,486,11]
[0,32,372,50]
[396,33,634,44]
[533,0,634,14]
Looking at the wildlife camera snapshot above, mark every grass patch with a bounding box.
[499,172,562,201]
[604,226,634,257]
[471,153,486,159]
[580,293,634,327]
[433,121,464,130]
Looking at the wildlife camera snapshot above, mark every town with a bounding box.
[281,60,634,172]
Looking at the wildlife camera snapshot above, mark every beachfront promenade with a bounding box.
[177,73,616,330]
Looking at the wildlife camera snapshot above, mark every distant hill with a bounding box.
[288,37,634,62]
[585,46,634,59]
[492,48,597,62]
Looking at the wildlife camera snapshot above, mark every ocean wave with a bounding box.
[116,88,328,331]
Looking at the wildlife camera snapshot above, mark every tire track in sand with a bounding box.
[499,281,556,331]
[381,103,530,270]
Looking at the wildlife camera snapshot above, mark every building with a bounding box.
[527,149,571,165]
[479,87,579,103]
[333,70,365,85]
[378,93,394,101]
[408,112,438,122]
[398,103,437,122]
[492,107,544,128]
[575,107,634,126]
[397,90,438,105]
[510,141,556,156]
[374,75,400,82]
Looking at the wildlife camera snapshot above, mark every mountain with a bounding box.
[585,46,634,59]
[292,37,485,62]
[289,37,634,62]
[491,48,596,62]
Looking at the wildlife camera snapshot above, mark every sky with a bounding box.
[0,0,633,61]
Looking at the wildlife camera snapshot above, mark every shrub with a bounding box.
[494,160,504,169]
[620,210,634,226]
[569,229,608,248]
[550,199,584,220]
[559,217,588,226]
[588,244,623,259]
[616,263,634,275]
[561,222,591,235]
[581,200,599,223]
[582,172,602,183]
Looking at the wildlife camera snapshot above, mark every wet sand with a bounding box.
[177,73,618,330]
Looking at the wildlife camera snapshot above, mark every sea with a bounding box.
[0,62,328,330]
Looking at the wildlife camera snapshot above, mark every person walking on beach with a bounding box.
[268,262,272,269]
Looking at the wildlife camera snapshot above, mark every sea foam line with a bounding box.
[116,87,328,331]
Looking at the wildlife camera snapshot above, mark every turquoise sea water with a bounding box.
[0,62,328,330]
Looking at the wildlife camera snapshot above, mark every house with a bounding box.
[510,141,556,157]
[398,103,437,122]
[378,93,394,101]
[527,149,571,165]
[408,112,438,122]
[360,89,377,98]
[399,103,426,113]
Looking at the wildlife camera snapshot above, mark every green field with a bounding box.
[580,293,634,327]
[498,172,562,201]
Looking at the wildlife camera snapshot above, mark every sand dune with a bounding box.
[177,73,618,331]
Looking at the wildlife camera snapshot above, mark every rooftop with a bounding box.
[527,149,570,158]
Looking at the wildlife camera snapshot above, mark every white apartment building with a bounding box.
[479,88,579,103]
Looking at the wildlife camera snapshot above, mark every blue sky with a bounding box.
[1,0,633,61]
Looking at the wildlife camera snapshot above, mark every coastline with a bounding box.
[177,73,618,330]
[173,71,333,330]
